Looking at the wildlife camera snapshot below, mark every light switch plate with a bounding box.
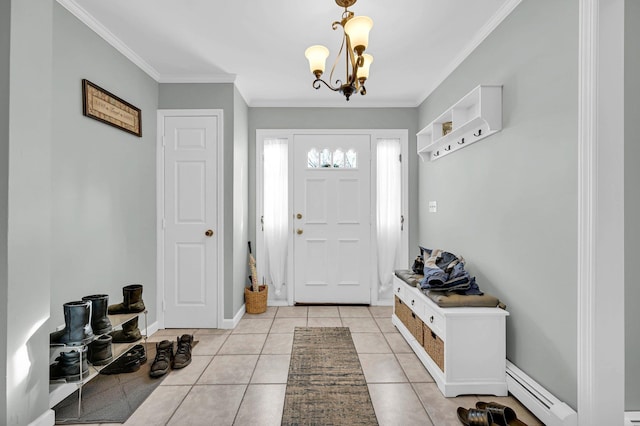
[429,201,437,213]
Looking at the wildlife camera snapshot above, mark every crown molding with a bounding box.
[248,98,418,108]
[416,0,523,106]
[56,0,161,81]
[158,74,237,84]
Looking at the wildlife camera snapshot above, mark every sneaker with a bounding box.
[173,334,193,369]
[149,340,173,378]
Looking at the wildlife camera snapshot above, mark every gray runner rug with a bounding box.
[282,327,378,425]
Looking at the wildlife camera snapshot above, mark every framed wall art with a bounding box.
[82,79,142,137]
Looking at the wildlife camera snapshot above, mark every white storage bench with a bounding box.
[392,273,509,397]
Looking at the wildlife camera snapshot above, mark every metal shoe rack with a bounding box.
[49,310,148,418]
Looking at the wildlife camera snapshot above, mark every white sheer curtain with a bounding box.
[263,139,289,297]
[376,139,402,292]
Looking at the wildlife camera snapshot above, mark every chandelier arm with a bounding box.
[312,78,342,92]
[328,32,347,91]
[345,33,360,87]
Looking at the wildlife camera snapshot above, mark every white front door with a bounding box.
[162,114,219,327]
[293,134,371,304]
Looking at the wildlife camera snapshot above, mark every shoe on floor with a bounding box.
[173,334,193,369]
[456,407,494,426]
[149,340,173,378]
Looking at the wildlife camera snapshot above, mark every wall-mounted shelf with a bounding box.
[417,85,502,161]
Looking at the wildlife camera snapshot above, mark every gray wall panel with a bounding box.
[234,88,249,315]
[0,0,10,419]
[417,0,578,407]
[625,0,640,411]
[7,0,53,423]
[51,4,158,328]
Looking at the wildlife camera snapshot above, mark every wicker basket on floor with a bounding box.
[245,285,268,314]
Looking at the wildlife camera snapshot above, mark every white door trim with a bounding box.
[156,109,225,329]
[577,1,624,424]
[255,129,408,306]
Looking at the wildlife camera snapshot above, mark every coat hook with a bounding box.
[457,138,465,145]
[433,150,440,158]
[473,129,483,137]
[444,145,452,151]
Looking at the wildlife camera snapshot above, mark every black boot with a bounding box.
[109,317,142,343]
[108,284,146,314]
[99,344,146,375]
[82,294,112,335]
[87,334,113,366]
[149,340,174,378]
[50,347,89,381]
[173,334,193,369]
[50,301,94,345]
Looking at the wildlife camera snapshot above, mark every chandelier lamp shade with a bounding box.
[304,0,373,101]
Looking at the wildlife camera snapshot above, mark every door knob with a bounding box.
[296,229,303,235]
[205,229,214,237]
[296,213,302,219]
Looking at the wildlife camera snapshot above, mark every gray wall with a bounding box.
[233,88,250,313]
[50,3,159,329]
[158,83,242,318]
[0,0,10,420]
[6,0,53,423]
[625,0,640,411]
[248,107,419,265]
[417,0,578,408]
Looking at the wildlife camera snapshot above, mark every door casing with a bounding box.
[157,109,225,329]
[256,129,409,306]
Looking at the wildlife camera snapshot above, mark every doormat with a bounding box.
[54,339,197,424]
[282,327,378,425]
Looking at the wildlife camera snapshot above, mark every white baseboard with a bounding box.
[146,320,159,337]
[28,408,55,426]
[220,304,245,329]
[626,411,640,425]
[506,361,577,426]
[268,299,289,307]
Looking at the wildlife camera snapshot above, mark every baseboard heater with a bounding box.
[506,361,577,426]
[626,412,640,426]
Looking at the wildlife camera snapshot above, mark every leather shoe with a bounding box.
[100,344,147,375]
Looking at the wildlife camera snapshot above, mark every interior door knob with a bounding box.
[296,229,303,235]
[205,229,214,237]
[296,213,302,219]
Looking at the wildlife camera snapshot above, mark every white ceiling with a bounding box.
[59,0,521,108]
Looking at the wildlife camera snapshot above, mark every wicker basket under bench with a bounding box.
[392,274,509,397]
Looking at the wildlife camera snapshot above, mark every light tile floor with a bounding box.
[82,306,543,426]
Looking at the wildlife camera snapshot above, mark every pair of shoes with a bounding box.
[457,402,527,426]
[149,334,193,378]
[100,344,147,375]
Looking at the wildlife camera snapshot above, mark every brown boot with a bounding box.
[108,284,146,314]
[109,317,142,343]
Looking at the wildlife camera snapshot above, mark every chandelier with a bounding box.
[304,0,373,101]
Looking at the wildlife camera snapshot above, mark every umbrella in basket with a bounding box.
[246,242,267,314]
[248,241,258,292]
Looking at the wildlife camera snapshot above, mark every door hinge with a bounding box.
[261,215,264,231]
[399,154,402,162]
[162,135,166,147]
[401,215,405,231]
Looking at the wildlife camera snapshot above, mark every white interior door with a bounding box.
[293,134,371,304]
[163,114,218,327]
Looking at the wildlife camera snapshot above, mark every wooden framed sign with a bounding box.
[82,79,142,137]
